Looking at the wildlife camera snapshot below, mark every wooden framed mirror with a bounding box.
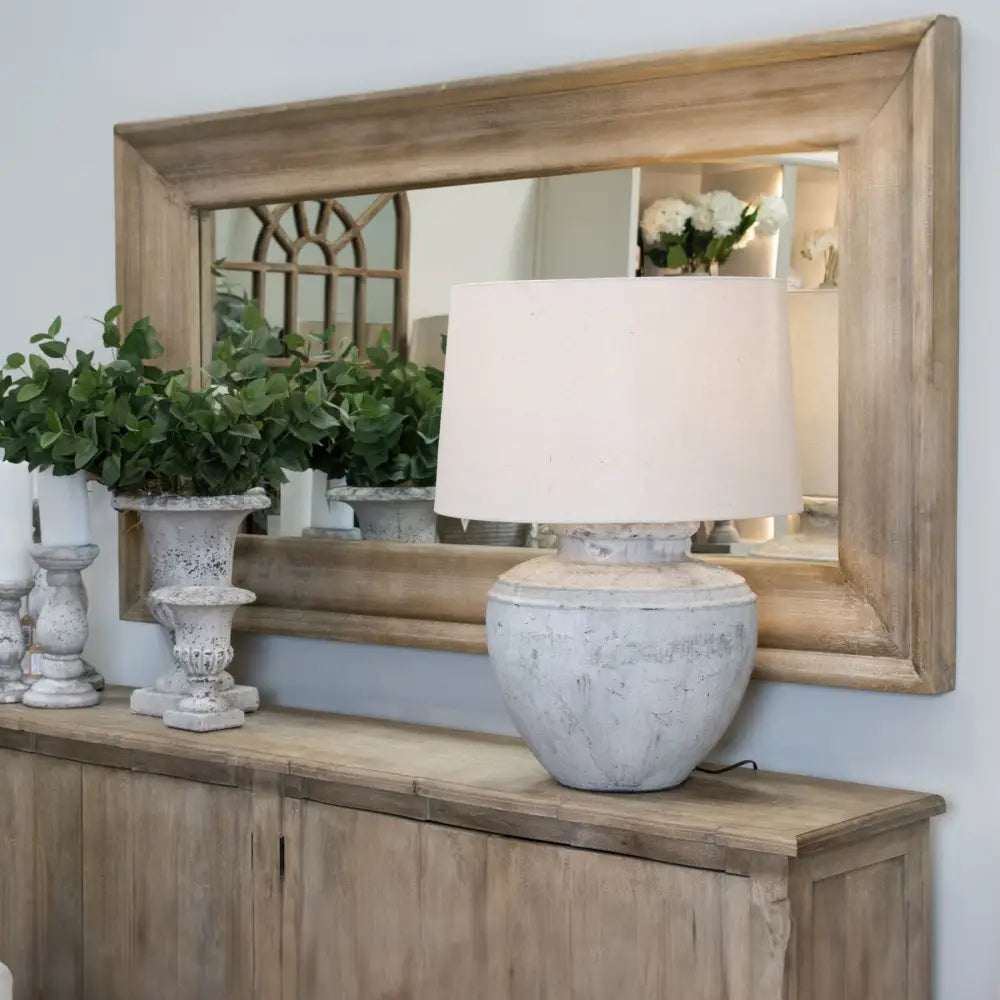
[114,16,959,694]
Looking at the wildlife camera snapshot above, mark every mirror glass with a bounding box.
[208,153,839,561]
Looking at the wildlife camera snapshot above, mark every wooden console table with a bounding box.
[0,690,943,999]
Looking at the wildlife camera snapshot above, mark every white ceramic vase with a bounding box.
[326,486,437,542]
[111,490,270,716]
[486,523,756,791]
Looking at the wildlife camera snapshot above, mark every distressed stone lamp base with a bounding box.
[155,584,256,732]
[0,580,33,703]
[486,523,757,792]
[22,545,101,710]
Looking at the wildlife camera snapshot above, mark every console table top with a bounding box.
[0,688,943,869]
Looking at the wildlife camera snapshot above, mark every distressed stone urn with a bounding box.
[111,490,270,716]
[157,584,256,732]
[486,523,756,791]
[326,486,437,542]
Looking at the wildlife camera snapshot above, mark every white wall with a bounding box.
[0,2,994,994]
[408,180,539,335]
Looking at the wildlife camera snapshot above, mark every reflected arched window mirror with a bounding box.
[213,193,410,356]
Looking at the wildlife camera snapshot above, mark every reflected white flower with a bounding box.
[691,190,746,236]
[640,197,695,241]
[755,195,789,237]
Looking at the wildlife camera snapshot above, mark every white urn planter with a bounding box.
[111,490,270,716]
[326,486,437,542]
[157,584,255,732]
[486,524,756,791]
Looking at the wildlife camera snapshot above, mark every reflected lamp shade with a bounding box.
[435,276,801,524]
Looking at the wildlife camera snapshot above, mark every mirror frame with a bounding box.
[114,16,959,693]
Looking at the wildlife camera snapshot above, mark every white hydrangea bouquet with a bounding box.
[640,191,788,275]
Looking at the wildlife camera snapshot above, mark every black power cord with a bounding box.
[695,759,758,775]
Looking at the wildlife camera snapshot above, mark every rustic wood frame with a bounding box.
[114,16,959,693]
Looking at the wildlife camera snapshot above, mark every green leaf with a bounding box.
[39,340,67,359]
[242,301,265,331]
[48,316,62,337]
[16,383,43,402]
[74,438,98,470]
[309,408,338,430]
[103,325,121,349]
[243,397,273,416]
[39,430,61,449]
[45,408,62,432]
[101,454,121,487]
[666,244,689,269]
[5,352,25,369]
[103,305,124,324]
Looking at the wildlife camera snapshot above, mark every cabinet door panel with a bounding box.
[284,800,751,1000]
[0,748,83,1000]
[82,766,255,1000]
[284,800,421,1000]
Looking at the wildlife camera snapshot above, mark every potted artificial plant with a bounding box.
[0,306,339,719]
[309,333,442,543]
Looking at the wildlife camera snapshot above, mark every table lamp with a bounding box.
[435,276,801,791]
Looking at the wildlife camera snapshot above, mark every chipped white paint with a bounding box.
[22,544,101,709]
[326,486,437,542]
[487,523,756,791]
[0,579,33,703]
[112,491,269,716]
[157,584,256,732]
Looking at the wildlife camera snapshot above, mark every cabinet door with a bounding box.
[281,799,753,1000]
[0,748,84,1000]
[81,765,256,1000]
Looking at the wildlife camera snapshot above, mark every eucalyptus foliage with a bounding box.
[307,332,442,488]
[0,306,341,497]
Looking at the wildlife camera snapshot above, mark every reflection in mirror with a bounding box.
[207,153,839,560]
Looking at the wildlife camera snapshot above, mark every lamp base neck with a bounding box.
[554,522,699,565]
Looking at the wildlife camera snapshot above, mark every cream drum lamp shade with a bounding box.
[435,277,802,525]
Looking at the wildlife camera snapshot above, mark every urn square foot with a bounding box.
[227,684,260,713]
[130,687,183,717]
[23,678,100,709]
[162,706,245,732]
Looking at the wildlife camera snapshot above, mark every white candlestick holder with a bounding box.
[0,579,33,703]
[22,544,101,709]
